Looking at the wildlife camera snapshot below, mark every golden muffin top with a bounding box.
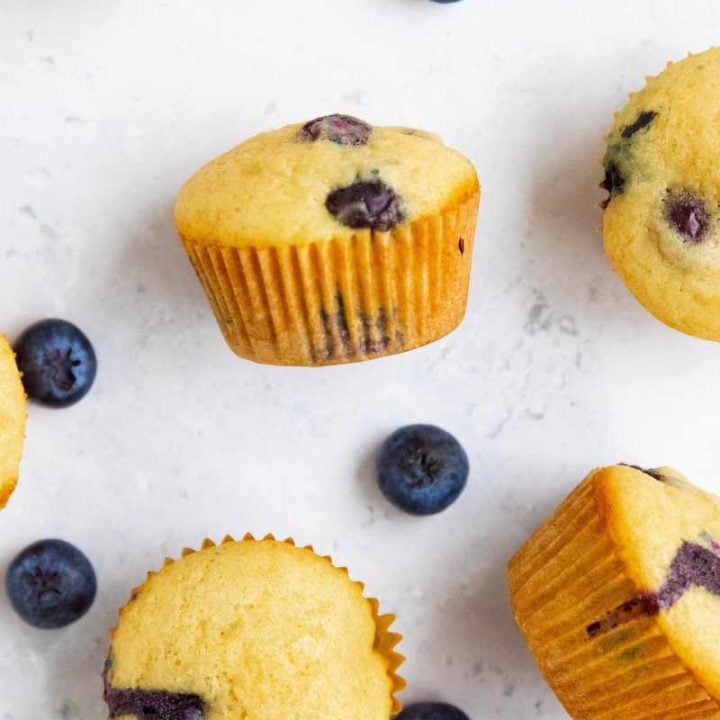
[104,536,402,720]
[175,115,478,248]
[590,465,720,699]
[602,48,720,339]
[0,334,26,508]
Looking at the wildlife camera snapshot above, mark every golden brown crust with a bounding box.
[602,48,720,341]
[174,122,478,249]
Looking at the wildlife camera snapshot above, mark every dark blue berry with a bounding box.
[665,190,709,243]
[14,319,97,407]
[377,425,469,516]
[621,110,657,139]
[5,539,97,629]
[620,464,666,482]
[298,114,372,146]
[429,0,463,3]
[395,702,470,720]
[105,685,204,720]
[326,179,404,231]
[600,160,625,208]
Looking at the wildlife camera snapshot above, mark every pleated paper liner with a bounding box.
[508,473,720,720]
[180,191,479,366]
[108,533,406,714]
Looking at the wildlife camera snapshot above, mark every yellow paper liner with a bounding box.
[109,533,405,714]
[0,481,16,509]
[179,192,479,366]
[508,474,720,720]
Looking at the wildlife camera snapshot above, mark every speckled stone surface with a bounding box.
[2,2,720,719]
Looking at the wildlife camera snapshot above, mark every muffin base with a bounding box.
[180,192,479,366]
[508,474,720,720]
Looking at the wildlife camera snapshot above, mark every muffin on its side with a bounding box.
[0,334,26,508]
[104,534,404,720]
[175,114,480,365]
[602,48,720,340]
[509,465,720,720]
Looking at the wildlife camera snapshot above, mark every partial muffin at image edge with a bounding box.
[602,47,720,341]
[0,334,26,508]
[509,464,720,720]
[175,114,480,366]
[103,533,405,720]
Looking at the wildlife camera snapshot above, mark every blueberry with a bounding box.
[429,0,463,4]
[621,110,657,139]
[326,179,404,231]
[665,190,709,243]
[621,464,665,482]
[104,683,205,720]
[377,425,469,516]
[5,539,97,629]
[14,319,97,407]
[298,114,372,146]
[395,702,470,720]
[600,160,625,208]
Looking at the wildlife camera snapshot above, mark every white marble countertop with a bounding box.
[3,1,720,718]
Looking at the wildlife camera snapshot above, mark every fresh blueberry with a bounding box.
[5,539,97,629]
[14,319,97,407]
[326,179,404,231]
[377,425,469,516]
[429,0,463,4]
[395,702,470,720]
[664,190,709,243]
[298,114,372,146]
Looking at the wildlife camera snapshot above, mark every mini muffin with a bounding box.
[509,464,720,720]
[0,334,26,508]
[104,534,404,720]
[175,114,480,365]
[602,48,720,340]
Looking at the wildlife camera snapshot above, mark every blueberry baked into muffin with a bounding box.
[509,464,720,719]
[602,48,720,340]
[0,334,26,508]
[175,114,480,365]
[104,534,404,720]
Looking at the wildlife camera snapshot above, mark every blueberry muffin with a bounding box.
[104,534,405,720]
[509,464,720,719]
[0,334,26,508]
[175,114,480,365]
[602,48,720,340]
